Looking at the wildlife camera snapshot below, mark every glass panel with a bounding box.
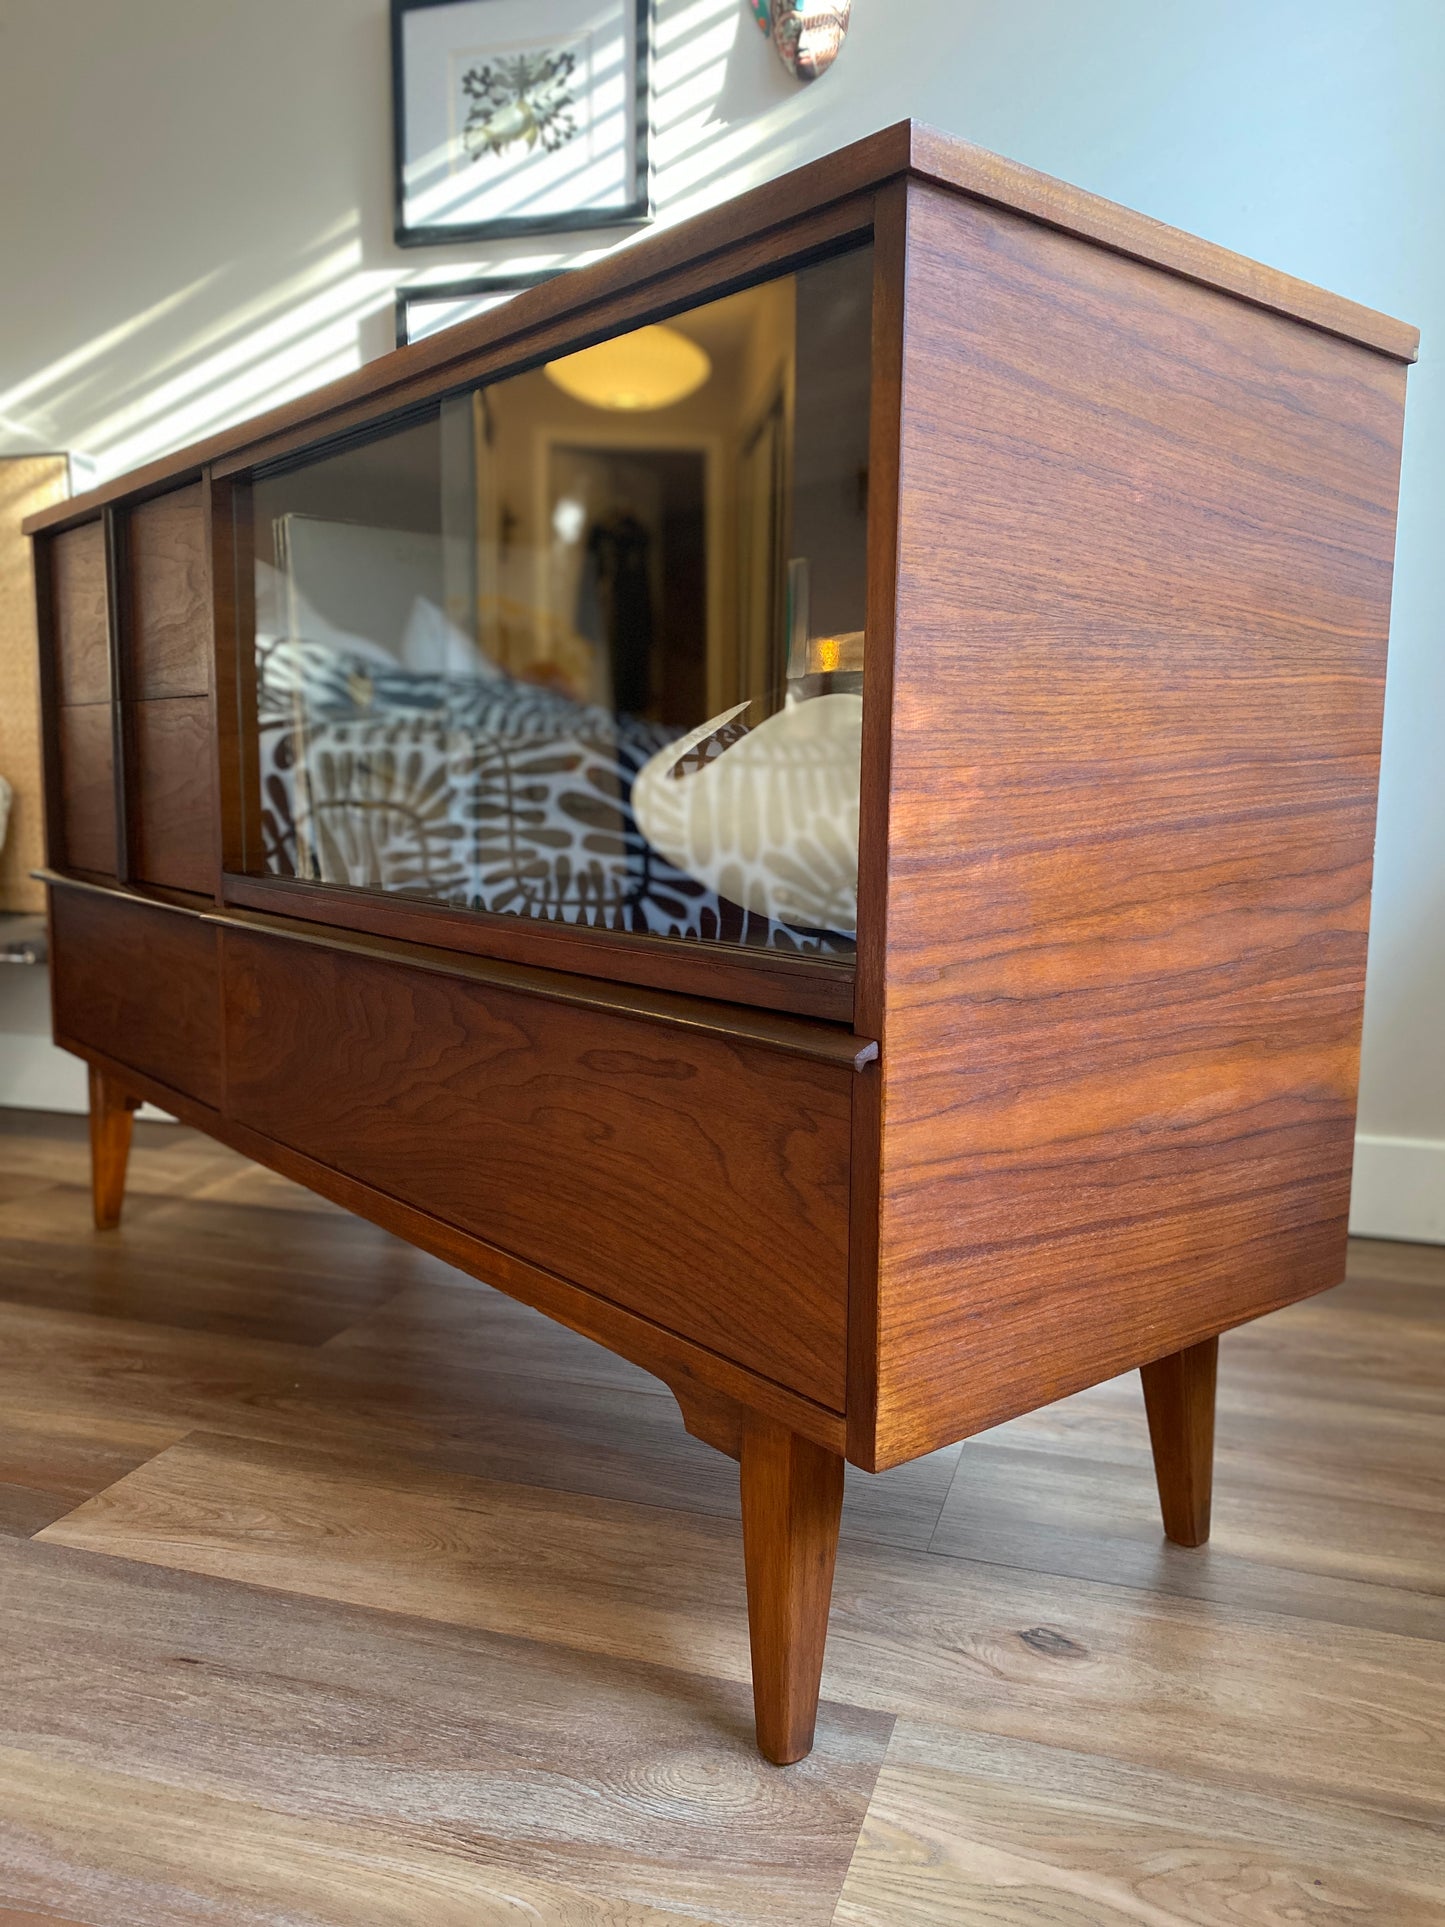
[245,243,872,957]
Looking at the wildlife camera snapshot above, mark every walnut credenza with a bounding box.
[27,122,1415,1763]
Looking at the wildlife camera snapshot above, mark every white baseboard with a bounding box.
[0,1030,89,1112]
[1349,1134,1445,1245]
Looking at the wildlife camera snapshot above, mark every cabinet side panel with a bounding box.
[222,928,852,1408]
[871,183,1407,1466]
[51,888,222,1107]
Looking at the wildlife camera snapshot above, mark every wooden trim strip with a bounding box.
[102,506,132,883]
[208,199,876,483]
[846,179,911,1466]
[223,872,855,1025]
[31,535,65,875]
[38,870,878,1070]
[205,903,877,1070]
[23,121,1415,534]
[57,1034,849,1455]
[37,867,211,919]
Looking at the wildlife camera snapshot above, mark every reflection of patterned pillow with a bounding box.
[257,652,851,955]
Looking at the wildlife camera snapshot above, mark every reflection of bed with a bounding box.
[256,636,850,953]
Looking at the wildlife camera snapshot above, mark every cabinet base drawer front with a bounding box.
[222,929,851,1408]
[51,888,221,1108]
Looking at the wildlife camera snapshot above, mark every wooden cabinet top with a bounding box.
[23,118,1416,539]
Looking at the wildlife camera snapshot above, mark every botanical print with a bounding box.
[458,42,582,163]
[398,1,647,238]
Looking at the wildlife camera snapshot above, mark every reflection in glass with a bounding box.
[246,244,872,956]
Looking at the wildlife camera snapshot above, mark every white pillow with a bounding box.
[399,595,503,680]
[253,558,395,667]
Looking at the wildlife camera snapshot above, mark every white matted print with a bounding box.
[395,272,561,346]
[392,0,650,245]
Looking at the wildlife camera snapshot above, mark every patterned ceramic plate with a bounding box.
[762,2,851,81]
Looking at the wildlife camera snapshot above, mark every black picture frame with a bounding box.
[391,0,652,248]
[395,271,563,346]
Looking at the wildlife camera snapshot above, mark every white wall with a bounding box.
[0,1,1440,1234]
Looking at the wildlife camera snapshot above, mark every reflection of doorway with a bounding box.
[738,392,787,709]
[545,445,707,723]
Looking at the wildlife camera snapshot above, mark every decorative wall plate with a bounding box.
[753,1,851,83]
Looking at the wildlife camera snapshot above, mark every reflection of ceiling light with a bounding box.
[552,495,587,543]
[545,324,711,411]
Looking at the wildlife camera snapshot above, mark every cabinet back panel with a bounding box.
[132,695,214,893]
[223,928,851,1407]
[128,482,211,699]
[51,889,221,1107]
[57,705,115,875]
[51,521,109,706]
[863,182,1407,1465]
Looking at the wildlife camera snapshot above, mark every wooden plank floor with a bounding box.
[0,1111,1441,1926]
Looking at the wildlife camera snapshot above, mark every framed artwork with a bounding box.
[395,271,561,346]
[391,0,652,247]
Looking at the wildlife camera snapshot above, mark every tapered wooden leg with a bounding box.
[88,1064,140,1231]
[1140,1335,1218,1547]
[739,1414,844,1765]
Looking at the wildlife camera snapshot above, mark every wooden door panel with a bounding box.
[57,705,115,875]
[128,483,210,699]
[51,521,109,706]
[132,695,214,893]
[222,929,852,1408]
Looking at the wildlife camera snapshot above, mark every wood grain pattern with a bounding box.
[1141,1334,1218,1546]
[221,926,853,1408]
[19,122,1419,1796]
[857,179,1411,1468]
[833,1719,1445,1926]
[86,1062,139,1230]
[0,1540,884,1927]
[125,480,211,698]
[1,1114,1440,1922]
[52,1030,851,1457]
[225,873,857,1024]
[43,1420,1445,1820]
[50,884,221,1107]
[131,693,215,892]
[211,897,870,1066]
[740,1417,845,1765]
[55,702,115,875]
[48,519,108,704]
[0,1119,933,1545]
[903,122,1418,363]
[22,120,1414,535]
